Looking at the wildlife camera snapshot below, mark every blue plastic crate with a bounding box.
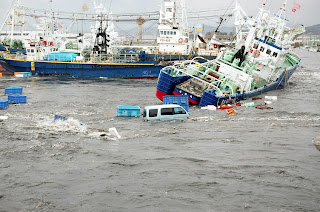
[117,106,141,117]
[163,95,189,112]
[0,100,9,109]
[8,95,27,103]
[54,115,68,121]
[5,86,23,95]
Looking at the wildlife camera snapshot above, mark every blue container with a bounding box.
[0,100,9,109]
[117,106,141,117]
[5,86,23,95]
[8,95,27,103]
[46,52,78,62]
[163,95,189,112]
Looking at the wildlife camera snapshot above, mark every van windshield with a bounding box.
[174,107,186,114]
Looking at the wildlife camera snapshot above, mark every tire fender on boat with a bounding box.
[253,50,260,57]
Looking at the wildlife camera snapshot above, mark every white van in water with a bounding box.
[143,104,190,122]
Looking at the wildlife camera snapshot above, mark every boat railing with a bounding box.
[182,58,242,94]
[169,57,247,95]
[162,65,224,96]
[1,52,140,64]
[91,53,139,63]
[201,59,245,94]
[2,52,26,60]
[178,60,237,95]
[167,58,241,95]
[192,57,246,94]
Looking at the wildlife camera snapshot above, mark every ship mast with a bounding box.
[0,0,25,47]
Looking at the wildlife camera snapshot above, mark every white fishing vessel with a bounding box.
[157,0,190,55]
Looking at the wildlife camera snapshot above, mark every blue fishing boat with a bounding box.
[0,56,164,78]
[156,0,305,106]
[0,17,165,78]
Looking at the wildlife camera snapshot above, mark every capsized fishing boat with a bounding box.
[156,0,305,106]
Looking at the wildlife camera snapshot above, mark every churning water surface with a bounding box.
[0,49,319,212]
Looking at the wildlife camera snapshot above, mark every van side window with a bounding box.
[149,109,158,117]
[174,107,186,114]
[161,108,174,115]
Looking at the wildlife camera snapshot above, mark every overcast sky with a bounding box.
[0,0,318,31]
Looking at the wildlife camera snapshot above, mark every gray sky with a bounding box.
[0,0,317,32]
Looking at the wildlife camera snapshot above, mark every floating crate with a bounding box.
[54,114,68,121]
[8,95,27,103]
[5,86,23,95]
[14,72,32,77]
[0,100,9,109]
[163,95,189,112]
[117,106,141,117]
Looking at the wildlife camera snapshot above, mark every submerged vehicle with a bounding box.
[156,0,305,106]
[143,104,190,122]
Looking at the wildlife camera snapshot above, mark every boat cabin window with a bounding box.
[164,31,167,35]
[260,46,265,53]
[273,52,278,57]
[253,42,259,49]
[174,31,176,35]
[160,31,164,35]
[266,49,271,55]
[149,109,158,117]
[161,108,174,116]
[31,49,35,53]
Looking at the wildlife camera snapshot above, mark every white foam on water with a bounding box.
[37,116,87,134]
[86,130,121,140]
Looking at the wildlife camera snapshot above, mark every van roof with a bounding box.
[144,104,184,110]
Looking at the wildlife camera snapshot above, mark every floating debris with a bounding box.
[265,96,277,101]
[201,105,217,111]
[313,137,320,151]
[255,104,273,110]
[54,115,68,121]
[109,127,121,139]
[252,97,262,100]
[241,102,255,107]
[226,108,237,115]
